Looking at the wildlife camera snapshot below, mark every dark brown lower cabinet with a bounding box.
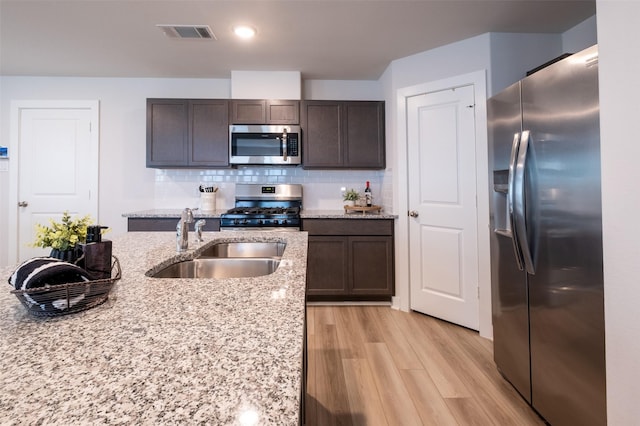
[303,219,394,301]
[306,236,349,296]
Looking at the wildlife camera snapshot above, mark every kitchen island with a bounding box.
[0,231,308,425]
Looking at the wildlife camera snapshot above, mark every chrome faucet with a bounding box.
[194,219,206,242]
[176,208,194,252]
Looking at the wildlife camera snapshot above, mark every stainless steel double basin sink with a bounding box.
[150,242,285,279]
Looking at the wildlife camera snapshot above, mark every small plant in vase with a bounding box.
[343,189,360,207]
[32,211,94,262]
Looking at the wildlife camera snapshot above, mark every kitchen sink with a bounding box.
[197,242,286,258]
[149,241,286,279]
[150,258,281,279]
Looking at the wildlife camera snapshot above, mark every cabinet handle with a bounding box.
[18,201,28,207]
[409,210,419,218]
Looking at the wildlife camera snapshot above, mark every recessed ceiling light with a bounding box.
[233,25,256,39]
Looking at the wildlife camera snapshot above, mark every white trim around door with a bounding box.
[8,100,100,265]
[395,71,492,339]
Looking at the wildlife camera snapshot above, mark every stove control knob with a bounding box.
[242,219,248,225]
[281,219,288,225]
[258,219,263,225]
[233,219,239,225]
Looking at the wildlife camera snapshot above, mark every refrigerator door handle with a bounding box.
[507,132,525,270]
[513,130,536,274]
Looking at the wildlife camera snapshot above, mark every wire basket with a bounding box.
[10,256,121,317]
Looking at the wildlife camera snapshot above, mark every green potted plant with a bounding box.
[32,211,94,262]
[343,188,360,207]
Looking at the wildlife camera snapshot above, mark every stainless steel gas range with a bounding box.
[220,184,302,231]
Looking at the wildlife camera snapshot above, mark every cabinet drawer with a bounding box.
[302,219,393,236]
[128,218,220,232]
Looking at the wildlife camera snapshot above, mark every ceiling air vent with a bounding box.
[156,25,217,40]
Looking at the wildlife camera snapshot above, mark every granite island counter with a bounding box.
[0,231,308,425]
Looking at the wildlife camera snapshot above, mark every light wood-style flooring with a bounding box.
[305,306,545,426]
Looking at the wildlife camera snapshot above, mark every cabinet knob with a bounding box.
[18,201,28,207]
[409,210,419,218]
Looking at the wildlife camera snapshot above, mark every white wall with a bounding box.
[385,19,596,338]
[596,1,640,423]
[563,15,598,53]
[303,80,382,100]
[0,76,388,266]
[384,34,494,336]
[489,33,562,95]
[0,77,225,265]
[489,16,597,97]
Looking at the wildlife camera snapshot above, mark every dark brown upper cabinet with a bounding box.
[301,100,385,169]
[146,99,229,168]
[230,99,300,124]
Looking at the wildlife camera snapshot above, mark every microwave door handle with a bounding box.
[282,128,288,161]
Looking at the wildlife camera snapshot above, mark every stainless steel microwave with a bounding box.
[229,124,301,165]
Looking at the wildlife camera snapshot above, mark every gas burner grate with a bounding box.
[224,207,300,216]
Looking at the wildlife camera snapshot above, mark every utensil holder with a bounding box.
[200,192,216,212]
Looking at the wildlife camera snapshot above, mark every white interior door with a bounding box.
[407,85,479,330]
[12,102,99,262]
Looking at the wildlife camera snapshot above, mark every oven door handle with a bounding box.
[282,128,288,161]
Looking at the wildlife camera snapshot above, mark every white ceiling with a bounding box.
[0,0,596,80]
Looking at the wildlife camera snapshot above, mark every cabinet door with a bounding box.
[349,236,394,296]
[190,100,229,167]
[266,100,300,124]
[147,99,189,167]
[301,101,343,167]
[302,100,385,169]
[231,100,300,124]
[345,102,385,168]
[230,100,266,124]
[306,236,349,296]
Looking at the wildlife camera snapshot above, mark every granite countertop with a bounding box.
[123,209,227,218]
[300,209,396,219]
[0,231,308,425]
[123,209,397,220]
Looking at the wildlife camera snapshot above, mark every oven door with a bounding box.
[229,124,301,165]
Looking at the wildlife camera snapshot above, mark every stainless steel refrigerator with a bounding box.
[488,44,606,426]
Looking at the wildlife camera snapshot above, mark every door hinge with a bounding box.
[477,286,480,299]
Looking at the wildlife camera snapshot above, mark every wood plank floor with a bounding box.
[305,306,545,426]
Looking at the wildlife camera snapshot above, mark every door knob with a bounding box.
[409,210,419,217]
[18,201,28,207]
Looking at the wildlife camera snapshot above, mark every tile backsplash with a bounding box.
[153,166,393,212]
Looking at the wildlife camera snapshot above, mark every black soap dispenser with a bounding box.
[80,225,112,279]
